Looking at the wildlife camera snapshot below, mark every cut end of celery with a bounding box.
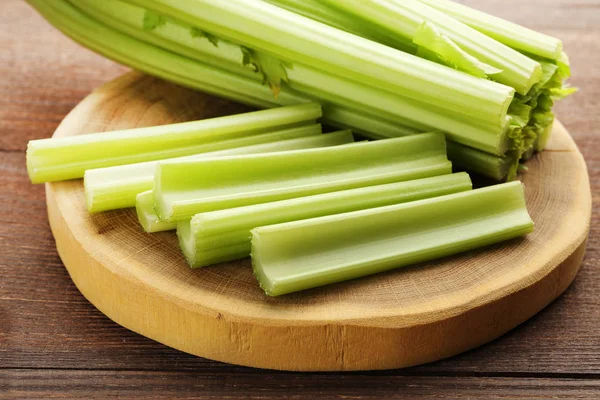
[135,190,177,233]
[250,232,276,296]
[176,220,198,266]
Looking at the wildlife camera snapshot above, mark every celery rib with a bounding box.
[416,0,563,61]
[177,173,472,267]
[154,133,452,222]
[263,0,417,54]
[27,99,321,183]
[251,182,534,296]
[324,0,542,94]
[84,125,353,213]
[126,0,515,125]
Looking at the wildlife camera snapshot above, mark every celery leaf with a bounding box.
[241,47,292,97]
[413,22,502,79]
[190,27,219,47]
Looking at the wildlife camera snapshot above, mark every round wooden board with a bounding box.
[46,72,592,371]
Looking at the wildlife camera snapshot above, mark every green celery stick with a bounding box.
[26,103,321,183]
[251,181,534,296]
[136,190,178,233]
[154,133,452,222]
[83,125,348,212]
[133,131,356,232]
[177,173,472,267]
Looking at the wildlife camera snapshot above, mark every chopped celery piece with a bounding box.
[136,190,177,233]
[178,173,472,267]
[447,142,514,181]
[154,133,451,222]
[127,0,515,125]
[416,0,563,61]
[83,125,347,212]
[323,0,541,94]
[252,182,534,296]
[27,103,321,183]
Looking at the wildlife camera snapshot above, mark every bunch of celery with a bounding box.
[27,0,574,181]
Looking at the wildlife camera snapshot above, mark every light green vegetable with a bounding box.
[28,0,573,181]
[251,181,534,296]
[136,190,178,233]
[154,133,451,222]
[125,0,515,126]
[132,131,357,232]
[27,102,321,183]
[416,0,563,61]
[83,125,348,212]
[178,173,472,267]
[323,0,541,94]
[69,0,512,155]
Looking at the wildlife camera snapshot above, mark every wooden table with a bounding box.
[1,0,598,398]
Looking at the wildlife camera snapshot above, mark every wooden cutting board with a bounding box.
[45,71,591,371]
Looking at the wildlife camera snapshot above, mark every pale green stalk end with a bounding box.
[136,190,177,233]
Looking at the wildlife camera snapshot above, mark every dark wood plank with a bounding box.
[0,0,126,152]
[3,369,600,400]
[1,0,599,396]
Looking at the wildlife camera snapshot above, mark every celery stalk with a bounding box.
[252,181,534,296]
[136,190,178,233]
[125,0,515,125]
[262,0,416,54]
[416,0,563,61]
[28,0,518,180]
[71,0,508,155]
[178,173,472,267]
[154,133,452,222]
[27,102,321,183]
[323,0,542,94]
[446,142,514,181]
[86,129,354,212]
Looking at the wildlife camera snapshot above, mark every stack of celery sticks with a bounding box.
[27,0,574,181]
[27,104,534,296]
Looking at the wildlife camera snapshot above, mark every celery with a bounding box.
[86,129,354,213]
[416,0,563,61]
[27,0,518,180]
[136,190,178,233]
[251,182,534,296]
[154,133,451,222]
[27,102,321,183]
[178,173,472,267]
[125,0,516,125]
[70,0,510,155]
[262,0,416,54]
[446,142,514,181]
[323,0,542,94]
